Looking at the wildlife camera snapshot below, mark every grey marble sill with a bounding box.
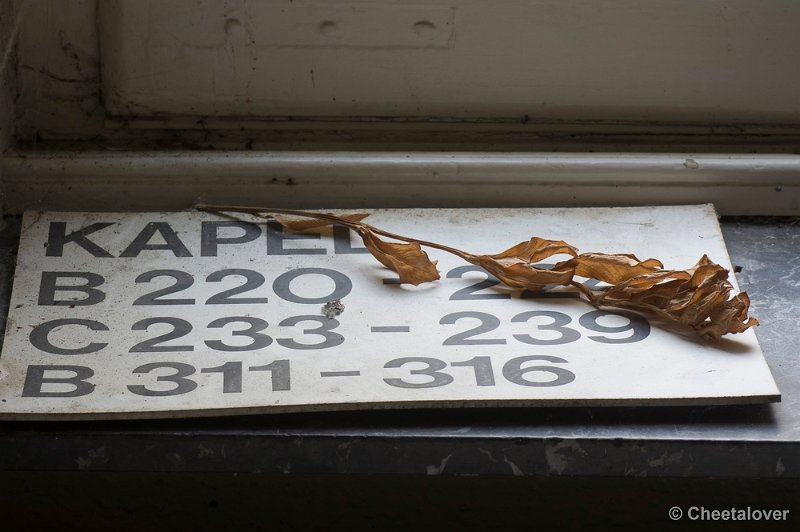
[0,216,798,478]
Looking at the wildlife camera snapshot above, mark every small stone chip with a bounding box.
[321,299,345,319]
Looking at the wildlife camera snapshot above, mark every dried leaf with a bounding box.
[464,238,578,291]
[488,238,578,264]
[557,253,664,284]
[581,256,755,339]
[357,229,440,285]
[475,261,574,292]
[697,293,759,339]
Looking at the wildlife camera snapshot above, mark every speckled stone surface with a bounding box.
[0,216,798,478]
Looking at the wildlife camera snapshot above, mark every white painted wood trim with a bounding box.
[2,151,798,215]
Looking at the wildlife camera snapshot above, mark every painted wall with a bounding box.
[1,0,21,149]
[11,0,800,143]
[99,0,800,124]
[1,0,26,219]
[14,0,101,141]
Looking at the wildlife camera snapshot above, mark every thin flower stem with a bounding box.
[200,204,471,259]
[198,204,345,224]
[360,225,470,259]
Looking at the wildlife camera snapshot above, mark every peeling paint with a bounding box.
[75,446,109,470]
[647,450,686,469]
[426,454,452,475]
[545,440,586,475]
[478,448,498,463]
[503,456,524,476]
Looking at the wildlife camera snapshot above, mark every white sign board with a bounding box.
[0,206,780,419]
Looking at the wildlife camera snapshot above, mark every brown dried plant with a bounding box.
[198,205,758,340]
